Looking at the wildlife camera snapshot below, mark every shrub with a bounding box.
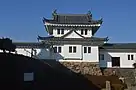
[0,38,16,53]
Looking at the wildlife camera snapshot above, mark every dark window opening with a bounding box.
[34,50,37,56]
[128,55,130,60]
[88,47,91,53]
[61,29,64,34]
[73,46,76,53]
[57,29,60,34]
[100,54,104,60]
[131,55,134,60]
[54,47,57,53]
[69,46,72,53]
[58,47,61,53]
[81,29,84,35]
[84,47,87,53]
[112,57,120,67]
[85,29,87,35]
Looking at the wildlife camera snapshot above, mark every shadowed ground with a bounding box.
[0,53,100,90]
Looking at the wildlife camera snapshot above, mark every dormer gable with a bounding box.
[61,30,84,38]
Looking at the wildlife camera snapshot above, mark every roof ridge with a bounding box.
[57,13,89,16]
[108,43,136,44]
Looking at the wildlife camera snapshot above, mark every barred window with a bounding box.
[84,47,87,53]
[69,46,72,53]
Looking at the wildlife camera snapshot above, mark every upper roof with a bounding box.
[43,10,103,25]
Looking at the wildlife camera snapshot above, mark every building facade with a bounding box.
[8,10,136,68]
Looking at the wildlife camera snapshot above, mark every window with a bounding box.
[131,55,134,60]
[54,47,57,53]
[84,47,91,53]
[128,55,130,60]
[34,50,37,56]
[88,47,91,53]
[69,46,77,53]
[81,29,88,35]
[57,29,60,34]
[61,29,64,34]
[73,46,76,53]
[58,47,61,53]
[85,29,87,35]
[128,54,134,60]
[69,46,72,53]
[84,47,87,53]
[81,29,84,35]
[57,28,64,35]
[54,46,61,53]
[100,54,104,60]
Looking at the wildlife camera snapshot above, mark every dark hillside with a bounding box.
[0,53,100,90]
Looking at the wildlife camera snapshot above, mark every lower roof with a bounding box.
[13,42,136,49]
[37,36,108,41]
[13,42,47,48]
[100,43,136,49]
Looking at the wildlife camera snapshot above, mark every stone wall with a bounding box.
[102,68,136,87]
[59,62,102,76]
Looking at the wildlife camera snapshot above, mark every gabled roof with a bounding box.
[37,36,107,45]
[37,36,108,42]
[100,43,136,49]
[43,11,102,25]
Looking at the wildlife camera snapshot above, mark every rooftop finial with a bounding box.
[100,17,103,21]
[106,36,109,41]
[87,10,91,15]
[99,17,103,24]
[87,10,92,17]
[52,9,57,16]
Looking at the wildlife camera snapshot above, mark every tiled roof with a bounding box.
[100,43,136,49]
[37,36,108,41]
[13,42,45,48]
[43,13,102,24]
[13,42,136,49]
[37,36,107,45]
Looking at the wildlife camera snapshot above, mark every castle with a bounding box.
[6,10,136,68]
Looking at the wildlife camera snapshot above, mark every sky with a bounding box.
[0,0,136,43]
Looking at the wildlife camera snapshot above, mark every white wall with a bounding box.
[99,50,136,68]
[53,27,69,37]
[77,28,92,37]
[10,45,99,63]
[63,45,82,60]
[15,48,54,60]
[16,48,32,57]
[54,45,99,62]
[83,46,99,62]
